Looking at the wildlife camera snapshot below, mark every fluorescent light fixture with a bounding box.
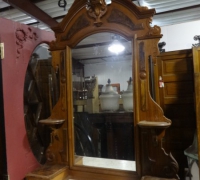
[108,40,125,54]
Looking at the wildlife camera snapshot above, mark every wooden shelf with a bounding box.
[39,119,65,129]
[138,120,171,128]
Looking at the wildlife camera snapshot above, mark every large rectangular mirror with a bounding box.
[71,32,135,171]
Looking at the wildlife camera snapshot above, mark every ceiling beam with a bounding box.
[3,0,58,28]
[156,4,200,15]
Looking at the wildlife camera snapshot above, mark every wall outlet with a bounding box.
[0,43,4,59]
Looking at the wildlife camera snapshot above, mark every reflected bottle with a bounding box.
[122,77,133,112]
[99,79,120,112]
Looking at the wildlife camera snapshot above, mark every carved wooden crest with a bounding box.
[86,0,107,27]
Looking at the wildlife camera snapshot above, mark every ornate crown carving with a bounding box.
[86,0,107,27]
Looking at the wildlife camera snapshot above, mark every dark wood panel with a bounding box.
[157,49,196,179]
[164,104,195,119]
[158,49,193,82]
[166,128,195,142]
[163,97,194,104]
[164,82,194,97]
[169,118,196,128]
[162,58,193,75]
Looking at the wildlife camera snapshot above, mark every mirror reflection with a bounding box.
[72,33,135,171]
[24,43,59,164]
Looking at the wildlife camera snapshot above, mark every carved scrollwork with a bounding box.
[16,27,38,59]
[147,17,161,36]
[148,25,161,36]
[86,0,107,27]
[162,153,179,179]
[140,126,179,179]
[137,19,162,40]
[108,9,144,31]
[61,15,90,41]
[46,148,56,162]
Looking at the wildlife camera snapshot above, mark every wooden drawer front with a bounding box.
[157,49,195,179]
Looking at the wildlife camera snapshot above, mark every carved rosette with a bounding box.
[86,0,107,27]
[107,9,144,31]
[16,27,38,59]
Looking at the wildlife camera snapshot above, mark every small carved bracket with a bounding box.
[86,0,107,27]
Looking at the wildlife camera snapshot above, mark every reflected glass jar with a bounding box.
[99,79,120,112]
[122,77,133,112]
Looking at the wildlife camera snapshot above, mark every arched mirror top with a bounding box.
[50,0,162,50]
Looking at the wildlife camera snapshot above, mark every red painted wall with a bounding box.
[0,17,55,180]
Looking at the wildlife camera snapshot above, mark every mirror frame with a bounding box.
[48,0,178,179]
